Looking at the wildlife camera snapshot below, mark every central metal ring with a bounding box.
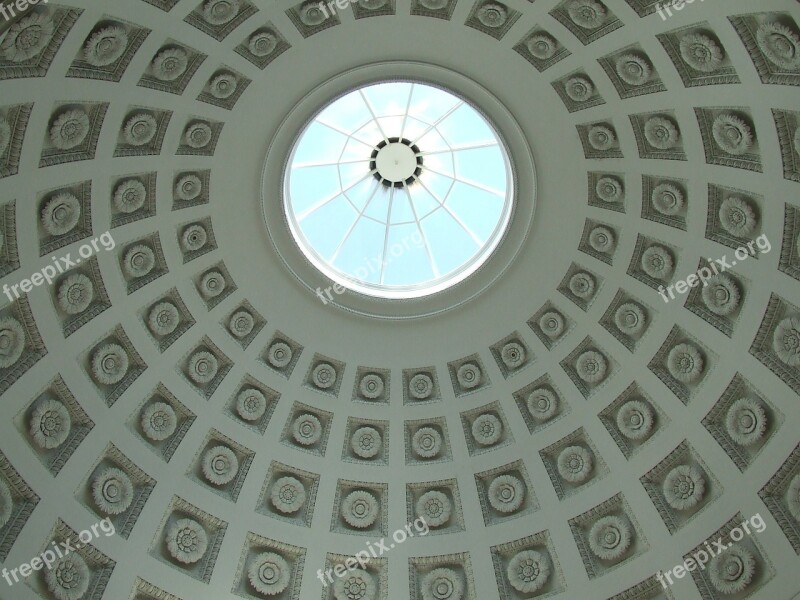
[369,137,423,187]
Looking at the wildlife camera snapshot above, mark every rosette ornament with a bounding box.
[267,341,292,368]
[412,427,442,459]
[575,350,607,384]
[166,518,208,564]
[456,362,481,389]
[651,183,684,216]
[200,271,226,297]
[83,26,128,67]
[772,317,800,366]
[91,467,134,515]
[187,350,218,385]
[719,197,757,237]
[292,413,322,446]
[616,400,654,441]
[299,1,327,26]
[236,388,267,421]
[587,125,615,151]
[565,76,594,102]
[476,2,507,28]
[184,122,213,149]
[334,569,377,600]
[471,413,502,446]
[526,388,558,421]
[123,244,155,278]
[140,402,177,441]
[507,550,550,593]
[203,0,241,25]
[569,272,595,299]
[341,490,379,529]
[488,474,525,513]
[725,398,767,446]
[359,373,383,398]
[147,301,180,336]
[49,109,90,150]
[588,226,614,253]
[57,274,94,315]
[644,116,680,150]
[712,113,753,156]
[416,490,451,527]
[41,193,81,236]
[640,245,674,280]
[420,568,464,600]
[539,311,565,338]
[567,0,606,29]
[557,445,593,483]
[701,274,740,316]
[29,398,71,449]
[122,112,158,146]
[679,33,724,72]
[175,174,202,201]
[312,362,337,389]
[44,554,90,600]
[229,310,254,338]
[181,224,207,252]
[526,33,556,60]
[201,445,239,485]
[588,515,632,561]
[614,302,646,335]
[209,72,237,99]
[249,31,278,57]
[1,13,54,63]
[663,465,705,510]
[0,317,25,368]
[247,552,291,596]
[756,22,800,70]
[152,47,188,82]
[270,476,306,514]
[708,545,756,595]
[667,343,704,384]
[351,426,381,459]
[595,176,623,203]
[113,179,147,213]
[500,342,525,369]
[615,53,651,86]
[91,343,129,385]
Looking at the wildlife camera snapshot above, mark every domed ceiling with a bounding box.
[0,0,798,598]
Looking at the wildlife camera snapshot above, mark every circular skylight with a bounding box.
[283,81,514,299]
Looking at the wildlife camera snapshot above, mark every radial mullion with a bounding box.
[410,100,464,145]
[404,186,440,278]
[329,183,383,263]
[379,187,395,284]
[296,169,377,222]
[359,90,390,144]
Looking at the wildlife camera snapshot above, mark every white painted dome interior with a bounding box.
[0,0,798,599]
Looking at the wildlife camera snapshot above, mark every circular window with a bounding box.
[283,81,514,299]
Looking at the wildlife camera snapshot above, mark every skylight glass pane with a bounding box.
[362,82,412,117]
[284,80,513,299]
